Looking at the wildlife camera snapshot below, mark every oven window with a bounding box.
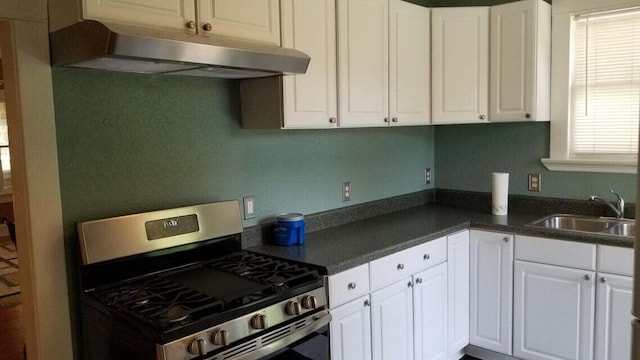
[261,327,329,360]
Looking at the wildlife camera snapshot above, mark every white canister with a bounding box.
[492,172,509,215]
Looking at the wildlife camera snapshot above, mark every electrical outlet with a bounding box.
[342,182,351,201]
[425,168,431,185]
[243,195,256,219]
[528,174,541,192]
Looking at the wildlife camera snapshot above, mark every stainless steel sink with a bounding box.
[528,214,635,238]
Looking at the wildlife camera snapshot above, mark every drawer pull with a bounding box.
[503,237,509,243]
[397,264,405,270]
[423,254,430,260]
[584,274,591,281]
[347,282,357,290]
[415,278,423,284]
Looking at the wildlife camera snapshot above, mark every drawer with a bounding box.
[369,237,447,291]
[515,235,596,270]
[598,245,634,276]
[410,236,447,272]
[327,263,370,308]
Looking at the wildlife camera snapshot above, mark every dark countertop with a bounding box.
[247,204,634,275]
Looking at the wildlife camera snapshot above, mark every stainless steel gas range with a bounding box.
[77,200,330,360]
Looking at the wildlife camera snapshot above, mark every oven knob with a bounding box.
[187,338,206,356]
[250,314,268,329]
[301,295,318,310]
[285,301,301,316]
[211,329,229,346]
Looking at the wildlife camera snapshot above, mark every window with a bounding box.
[543,0,640,173]
[571,9,640,160]
[0,103,11,194]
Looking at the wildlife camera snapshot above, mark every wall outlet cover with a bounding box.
[528,174,541,192]
[243,195,256,219]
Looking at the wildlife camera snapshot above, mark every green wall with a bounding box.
[53,68,435,235]
[434,122,637,201]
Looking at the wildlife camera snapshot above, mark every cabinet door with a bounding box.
[83,0,195,32]
[389,0,430,126]
[447,231,469,360]
[371,278,414,360]
[281,0,337,129]
[595,273,633,360]
[489,0,550,122]
[330,295,373,360]
[514,260,595,360]
[469,230,513,355]
[198,0,281,45]
[432,7,489,124]
[337,0,389,127]
[414,263,448,360]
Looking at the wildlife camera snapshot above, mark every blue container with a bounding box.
[274,213,305,246]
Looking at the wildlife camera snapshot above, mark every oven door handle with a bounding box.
[229,310,331,360]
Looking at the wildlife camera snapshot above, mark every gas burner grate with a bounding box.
[93,275,224,330]
[207,252,320,290]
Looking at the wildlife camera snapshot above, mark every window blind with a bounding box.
[571,8,640,160]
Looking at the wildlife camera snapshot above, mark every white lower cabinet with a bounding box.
[469,229,513,355]
[513,260,596,360]
[447,231,470,360]
[595,273,633,360]
[414,262,448,360]
[371,278,415,360]
[330,295,373,360]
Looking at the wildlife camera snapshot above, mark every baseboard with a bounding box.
[465,345,519,360]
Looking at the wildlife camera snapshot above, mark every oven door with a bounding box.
[217,309,331,360]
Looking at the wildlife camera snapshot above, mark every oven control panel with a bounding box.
[158,287,328,360]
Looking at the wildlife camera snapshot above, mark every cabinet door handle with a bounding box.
[525,113,531,119]
[503,237,509,243]
[415,278,423,284]
[185,20,196,30]
[392,117,398,123]
[364,299,370,307]
[584,274,591,281]
[423,254,430,260]
[397,263,405,270]
[348,282,356,290]
[384,117,390,123]
[407,281,414,288]
[600,277,607,283]
[329,117,337,124]
[479,114,486,120]
[202,23,212,31]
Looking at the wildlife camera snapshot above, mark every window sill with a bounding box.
[541,158,637,174]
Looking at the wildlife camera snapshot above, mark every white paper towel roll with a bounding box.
[492,172,509,215]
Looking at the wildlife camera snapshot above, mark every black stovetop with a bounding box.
[84,249,323,343]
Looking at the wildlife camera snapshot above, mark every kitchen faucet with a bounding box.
[589,190,625,218]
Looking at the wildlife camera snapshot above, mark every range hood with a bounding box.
[49,20,310,79]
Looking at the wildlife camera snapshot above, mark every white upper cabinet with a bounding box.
[489,0,550,122]
[82,0,196,31]
[198,0,281,44]
[338,0,390,127]
[82,0,280,44]
[281,0,337,128]
[432,7,489,124]
[389,0,431,126]
[338,0,430,127]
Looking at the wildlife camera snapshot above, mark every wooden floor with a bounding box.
[0,304,25,360]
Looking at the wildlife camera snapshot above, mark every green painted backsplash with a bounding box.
[52,68,435,235]
[434,122,636,202]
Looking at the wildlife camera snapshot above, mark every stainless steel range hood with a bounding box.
[49,20,310,79]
